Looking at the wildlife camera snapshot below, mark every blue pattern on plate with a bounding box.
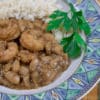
[28,96,40,100]
[68,79,83,90]
[73,73,89,85]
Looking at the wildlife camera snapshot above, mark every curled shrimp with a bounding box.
[0,19,20,41]
[18,19,34,32]
[0,42,18,63]
[18,50,34,63]
[0,41,7,51]
[20,30,44,52]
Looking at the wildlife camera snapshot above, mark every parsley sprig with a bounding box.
[46,3,91,58]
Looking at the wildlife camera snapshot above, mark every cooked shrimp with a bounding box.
[43,33,56,41]
[4,71,20,85]
[41,23,47,31]
[29,57,39,72]
[20,31,44,52]
[23,75,31,88]
[12,60,20,73]
[0,76,12,87]
[0,41,6,51]
[20,66,29,76]
[43,34,63,55]
[20,66,31,88]
[31,71,40,87]
[33,19,43,29]
[0,42,18,63]
[18,19,34,32]
[3,62,12,72]
[41,70,59,85]
[18,50,34,63]
[0,19,20,41]
[30,29,42,38]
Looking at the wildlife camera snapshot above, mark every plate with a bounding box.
[0,0,100,100]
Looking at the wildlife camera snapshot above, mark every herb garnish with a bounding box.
[46,3,91,58]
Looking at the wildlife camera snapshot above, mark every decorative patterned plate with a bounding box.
[0,0,100,100]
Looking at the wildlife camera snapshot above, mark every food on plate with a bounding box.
[47,5,91,58]
[0,19,20,41]
[20,29,44,52]
[18,50,34,63]
[0,19,69,89]
[4,71,20,85]
[0,42,18,63]
[18,19,34,32]
[0,0,90,89]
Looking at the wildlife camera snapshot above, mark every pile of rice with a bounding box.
[0,0,62,21]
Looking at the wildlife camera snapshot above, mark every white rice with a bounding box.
[0,0,62,21]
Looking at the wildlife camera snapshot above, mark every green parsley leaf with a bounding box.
[69,3,76,13]
[69,4,91,35]
[49,10,66,19]
[46,18,63,31]
[46,3,91,59]
[62,33,82,58]
[63,17,71,31]
[47,10,71,31]
[76,13,91,35]
[81,22,91,35]
[74,33,87,50]
[76,11,83,16]
[66,41,82,58]
[60,34,73,46]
